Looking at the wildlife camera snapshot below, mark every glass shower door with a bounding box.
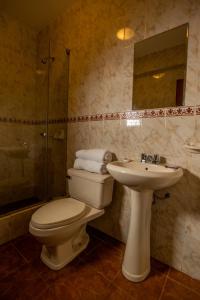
[0,29,49,215]
[46,43,69,199]
[34,36,50,204]
[0,28,69,215]
[33,37,69,202]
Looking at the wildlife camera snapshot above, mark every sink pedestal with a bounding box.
[122,189,153,282]
[107,160,183,282]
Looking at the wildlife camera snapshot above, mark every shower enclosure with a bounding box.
[0,26,69,215]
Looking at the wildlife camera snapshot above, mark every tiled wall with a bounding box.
[47,0,200,279]
[0,204,42,245]
[0,13,37,119]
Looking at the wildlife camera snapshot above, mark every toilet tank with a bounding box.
[67,168,114,209]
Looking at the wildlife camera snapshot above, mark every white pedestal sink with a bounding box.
[107,161,183,282]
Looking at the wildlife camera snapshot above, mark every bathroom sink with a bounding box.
[107,161,183,191]
[107,160,183,283]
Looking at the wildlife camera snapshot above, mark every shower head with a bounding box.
[66,48,70,55]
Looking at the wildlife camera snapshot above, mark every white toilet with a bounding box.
[29,168,114,270]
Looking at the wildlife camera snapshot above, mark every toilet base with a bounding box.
[40,225,89,270]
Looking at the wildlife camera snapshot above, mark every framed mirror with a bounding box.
[132,24,188,109]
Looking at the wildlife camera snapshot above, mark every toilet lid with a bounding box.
[31,198,87,229]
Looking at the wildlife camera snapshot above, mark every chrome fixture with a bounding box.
[141,153,147,163]
[141,153,160,164]
[40,132,47,137]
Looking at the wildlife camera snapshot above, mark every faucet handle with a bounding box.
[141,153,147,163]
[153,154,160,164]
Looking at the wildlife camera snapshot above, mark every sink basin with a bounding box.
[107,161,183,190]
[107,160,183,283]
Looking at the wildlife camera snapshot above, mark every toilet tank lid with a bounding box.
[67,168,113,183]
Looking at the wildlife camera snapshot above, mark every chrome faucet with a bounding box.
[141,153,160,164]
[141,153,147,163]
[153,154,160,164]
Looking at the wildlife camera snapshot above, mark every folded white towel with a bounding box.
[76,149,112,163]
[74,158,108,174]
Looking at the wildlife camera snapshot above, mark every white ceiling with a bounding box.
[0,0,72,28]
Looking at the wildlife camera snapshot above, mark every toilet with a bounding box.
[29,168,114,270]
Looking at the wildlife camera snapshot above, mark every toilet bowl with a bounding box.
[29,168,113,270]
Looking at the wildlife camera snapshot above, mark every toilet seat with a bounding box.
[31,198,87,229]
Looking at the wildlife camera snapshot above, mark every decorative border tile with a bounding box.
[67,117,77,123]
[0,117,67,125]
[166,106,194,117]
[77,115,90,122]
[120,111,142,119]
[68,105,196,123]
[196,106,200,115]
[48,118,67,124]
[91,114,104,121]
[0,106,197,126]
[143,108,165,118]
[104,112,121,120]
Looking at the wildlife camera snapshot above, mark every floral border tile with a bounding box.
[196,106,200,115]
[67,105,197,123]
[143,108,165,118]
[90,114,104,121]
[68,117,77,123]
[104,112,120,120]
[166,106,194,117]
[0,106,197,126]
[0,117,67,125]
[119,111,141,119]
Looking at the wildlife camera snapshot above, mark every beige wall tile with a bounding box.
[45,0,200,279]
[182,235,200,279]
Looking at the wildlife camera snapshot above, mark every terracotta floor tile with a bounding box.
[70,259,111,289]
[88,226,125,255]
[38,285,107,300]
[168,268,200,295]
[13,234,41,262]
[161,278,200,300]
[113,268,167,300]
[37,288,57,300]
[59,275,110,299]
[38,260,112,300]
[0,263,48,300]
[37,286,77,300]
[1,230,200,300]
[78,235,102,260]
[0,242,26,280]
[37,283,87,300]
[151,257,170,274]
[31,255,80,284]
[106,284,133,300]
[33,250,114,290]
[0,278,14,299]
[83,242,123,281]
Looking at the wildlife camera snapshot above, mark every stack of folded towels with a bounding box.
[74,149,112,174]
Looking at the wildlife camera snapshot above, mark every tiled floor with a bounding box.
[1,227,200,300]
